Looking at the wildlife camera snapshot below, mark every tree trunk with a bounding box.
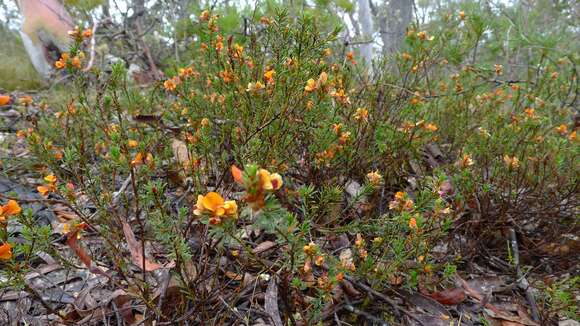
[377,0,413,54]
[357,0,374,70]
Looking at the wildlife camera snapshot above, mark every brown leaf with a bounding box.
[171,139,190,167]
[265,278,283,326]
[121,219,173,271]
[66,224,110,278]
[428,288,466,305]
[253,241,277,255]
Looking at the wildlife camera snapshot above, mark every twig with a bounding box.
[112,175,132,206]
[344,303,389,326]
[83,21,101,72]
[344,275,424,325]
[508,228,541,322]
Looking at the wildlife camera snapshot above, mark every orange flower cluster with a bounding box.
[0,200,21,223]
[55,52,84,70]
[231,165,283,210]
[304,72,328,92]
[37,175,57,197]
[164,76,181,91]
[194,192,237,225]
[388,191,414,212]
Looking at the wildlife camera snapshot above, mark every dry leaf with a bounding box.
[121,219,173,271]
[66,224,110,278]
[253,241,277,255]
[171,139,190,167]
[428,288,466,305]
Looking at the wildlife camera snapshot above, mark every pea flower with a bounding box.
[0,200,22,223]
[0,243,12,260]
[194,192,238,225]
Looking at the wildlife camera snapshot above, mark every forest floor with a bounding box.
[0,90,578,326]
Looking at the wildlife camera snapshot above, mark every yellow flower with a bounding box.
[323,48,332,56]
[494,64,503,76]
[303,242,317,256]
[246,81,265,93]
[0,243,12,260]
[366,170,382,186]
[71,56,81,69]
[263,69,276,83]
[304,79,317,92]
[200,10,210,21]
[164,78,178,91]
[128,140,138,148]
[338,131,351,144]
[555,124,568,135]
[503,155,520,169]
[270,173,283,190]
[353,108,369,122]
[417,31,434,41]
[194,192,237,219]
[569,131,577,141]
[331,123,342,135]
[44,175,57,183]
[55,59,65,69]
[409,217,418,230]
[458,154,474,168]
[424,123,438,132]
[402,52,412,61]
[0,200,22,222]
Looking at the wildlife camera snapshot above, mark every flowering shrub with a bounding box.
[1,8,577,323]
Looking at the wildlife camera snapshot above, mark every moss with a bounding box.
[0,26,45,91]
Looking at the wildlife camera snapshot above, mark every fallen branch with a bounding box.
[509,228,541,322]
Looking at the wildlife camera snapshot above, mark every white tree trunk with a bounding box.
[357,0,374,71]
[378,0,413,54]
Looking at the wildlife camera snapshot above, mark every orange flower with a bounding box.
[0,95,10,106]
[408,217,418,230]
[366,170,382,186]
[44,175,57,183]
[503,155,520,169]
[71,56,81,69]
[458,11,466,20]
[231,165,243,184]
[389,191,414,211]
[424,123,438,132]
[353,108,368,122]
[260,16,271,25]
[128,140,138,148]
[19,96,33,106]
[555,124,568,135]
[200,10,210,21]
[131,152,144,166]
[304,72,328,92]
[194,192,237,219]
[54,59,65,69]
[83,28,93,39]
[303,242,317,256]
[246,81,265,93]
[263,69,276,84]
[346,51,356,64]
[0,200,22,222]
[458,154,474,168]
[0,243,12,260]
[569,131,577,141]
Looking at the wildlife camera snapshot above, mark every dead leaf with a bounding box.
[225,271,243,281]
[121,219,173,271]
[253,241,277,255]
[485,309,539,326]
[265,278,283,326]
[171,139,190,167]
[428,287,466,305]
[66,224,110,278]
